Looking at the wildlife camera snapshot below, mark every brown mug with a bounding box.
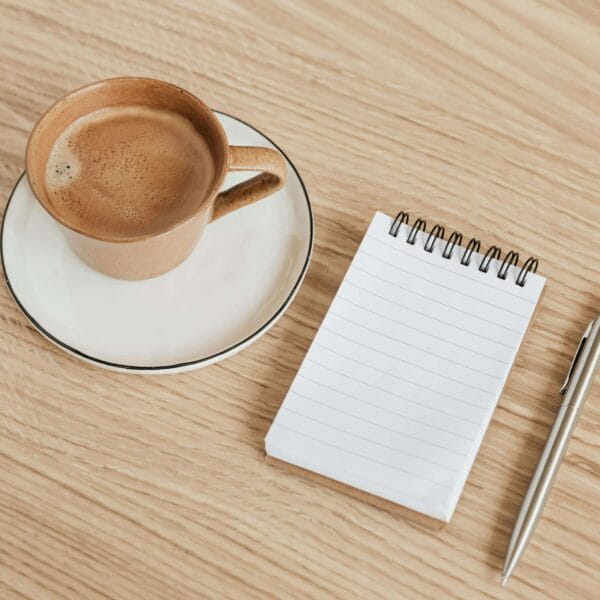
[26,77,287,279]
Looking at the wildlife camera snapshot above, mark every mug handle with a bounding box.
[210,146,287,222]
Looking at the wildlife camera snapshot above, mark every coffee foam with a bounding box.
[44,105,215,238]
[46,129,81,190]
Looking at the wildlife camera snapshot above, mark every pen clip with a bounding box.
[560,321,594,394]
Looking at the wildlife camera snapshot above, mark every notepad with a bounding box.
[265,211,545,526]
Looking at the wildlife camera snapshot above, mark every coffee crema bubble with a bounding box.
[44,105,216,238]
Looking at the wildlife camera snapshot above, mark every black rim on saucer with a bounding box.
[0,111,314,372]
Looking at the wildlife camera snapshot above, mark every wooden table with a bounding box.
[0,1,598,598]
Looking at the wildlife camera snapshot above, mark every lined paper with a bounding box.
[265,212,545,522]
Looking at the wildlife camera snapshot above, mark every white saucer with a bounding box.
[1,112,313,373]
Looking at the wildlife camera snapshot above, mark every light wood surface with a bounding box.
[0,1,598,598]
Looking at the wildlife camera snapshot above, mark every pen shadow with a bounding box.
[483,417,552,570]
[482,319,587,571]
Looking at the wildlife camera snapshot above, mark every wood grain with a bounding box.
[0,1,598,598]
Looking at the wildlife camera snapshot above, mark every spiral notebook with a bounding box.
[265,210,545,528]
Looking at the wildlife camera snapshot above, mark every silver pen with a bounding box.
[502,315,600,585]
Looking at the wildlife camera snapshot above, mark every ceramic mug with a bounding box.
[26,77,287,279]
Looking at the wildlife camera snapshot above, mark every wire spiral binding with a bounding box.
[389,211,539,287]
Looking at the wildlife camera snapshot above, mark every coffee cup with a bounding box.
[26,77,287,279]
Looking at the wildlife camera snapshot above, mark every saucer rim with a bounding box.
[1,110,313,373]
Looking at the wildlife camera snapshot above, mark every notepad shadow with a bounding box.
[483,358,565,569]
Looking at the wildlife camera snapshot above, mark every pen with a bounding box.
[502,315,600,585]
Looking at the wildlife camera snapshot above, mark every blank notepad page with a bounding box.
[265,211,545,522]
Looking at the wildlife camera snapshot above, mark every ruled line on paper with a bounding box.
[353,262,528,331]
[287,391,469,456]
[301,360,484,425]
[342,281,517,348]
[320,325,502,385]
[365,233,537,306]
[270,422,453,488]
[353,261,528,329]
[271,450,440,503]
[281,405,463,469]
[296,373,476,441]
[333,298,509,364]
[312,344,493,408]
[325,313,502,378]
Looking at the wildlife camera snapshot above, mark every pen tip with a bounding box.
[501,574,509,587]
